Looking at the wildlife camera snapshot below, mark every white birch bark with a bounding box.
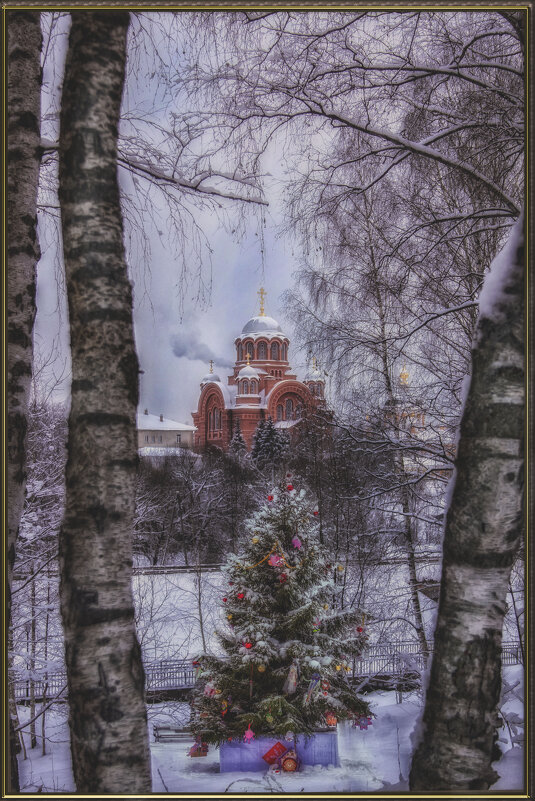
[58,12,151,792]
[409,215,524,790]
[7,11,42,792]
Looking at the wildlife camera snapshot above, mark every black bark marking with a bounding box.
[76,412,132,427]
[71,379,95,393]
[76,309,132,325]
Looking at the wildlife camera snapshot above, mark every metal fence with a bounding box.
[13,641,522,702]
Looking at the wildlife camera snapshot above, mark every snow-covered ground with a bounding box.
[18,668,524,794]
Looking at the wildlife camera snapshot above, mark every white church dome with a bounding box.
[238,364,259,380]
[305,367,324,382]
[241,315,284,336]
[201,371,221,384]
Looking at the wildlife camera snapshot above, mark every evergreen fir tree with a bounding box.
[228,422,247,462]
[250,417,267,463]
[251,415,289,471]
[190,480,370,744]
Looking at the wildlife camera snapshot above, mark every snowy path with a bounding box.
[151,695,419,794]
[18,679,524,794]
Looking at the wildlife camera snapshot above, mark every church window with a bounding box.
[257,341,267,359]
[246,342,254,358]
[276,404,283,421]
[145,435,149,443]
[151,435,156,443]
[176,434,181,443]
[285,398,293,419]
[208,410,212,431]
[282,344,288,361]
[238,344,243,361]
[250,380,257,394]
[270,342,279,360]
[241,379,249,394]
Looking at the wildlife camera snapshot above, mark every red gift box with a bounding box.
[262,741,287,764]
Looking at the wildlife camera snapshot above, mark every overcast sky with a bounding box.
[33,13,311,426]
[34,182,303,425]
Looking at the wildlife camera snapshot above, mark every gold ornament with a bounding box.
[337,564,344,572]
[335,664,341,671]
[323,604,329,610]
[252,536,259,544]
[257,664,266,673]
[227,614,233,620]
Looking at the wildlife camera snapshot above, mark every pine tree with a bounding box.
[190,480,370,744]
[251,416,290,471]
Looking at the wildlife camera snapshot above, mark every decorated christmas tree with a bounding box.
[190,479,370,745]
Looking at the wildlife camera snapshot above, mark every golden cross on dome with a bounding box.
[400,364,409,386]
[258,286,266,316]
[246,353,251,366]
[312,356,317,370]
[209,360,214,373]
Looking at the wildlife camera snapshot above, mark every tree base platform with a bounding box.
[219,730,340,772]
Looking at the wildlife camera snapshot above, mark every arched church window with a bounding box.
[257,341,267,359]
[285,398,293,420]
[246,342,254,358]
[208,410,213,432]
[282,344,288,361]
[270,342,279,360]
[215,409,220,430]
[241,379,249,394]
[238,344,243,361]
[276,404,283,421]
[250,380,257,394]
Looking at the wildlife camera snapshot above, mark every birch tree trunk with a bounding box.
[409,216,524,790]
[58,12,151,792]
[7,11,42,792]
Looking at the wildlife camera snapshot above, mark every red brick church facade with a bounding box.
[192,292,326,450]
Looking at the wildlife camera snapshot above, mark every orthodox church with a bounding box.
[192,289,326,450]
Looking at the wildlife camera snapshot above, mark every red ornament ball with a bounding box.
[237,592,245,600]
[280,573,288,583]
[244,642,252,649]
[268,495,274,501]
[223,597,227,603]
[287,473,292,478]
[287,484,294,491]
[357,626,364,633]
[313,511,319,516]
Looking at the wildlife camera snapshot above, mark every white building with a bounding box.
[137,409,196,453]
